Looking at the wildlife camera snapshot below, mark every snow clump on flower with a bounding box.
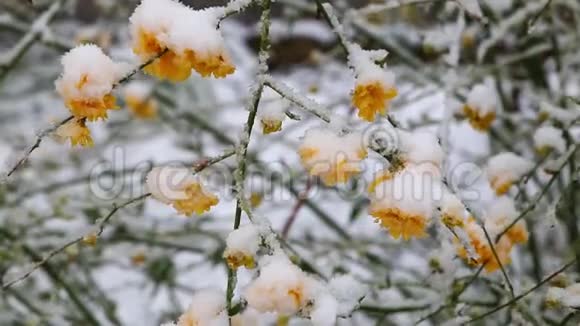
[244,255,320,316]
[368,164,441,240]
[439,191,467,229]
[533,125,566,155]
[257,88,289,134]
[349,44,397,122]
[397,130,444,167]
[175,289,227,326]
[455,197,528,273]
[538,101,580,123]
[546,283,580,309]
[462,83,497,131]
[486,152,533,195]
[146,166,219,216]
[55,44,121,121]
[299,127,367,186]
[130,0,235,82]
[124,80,158,119]
[223,224,261,270]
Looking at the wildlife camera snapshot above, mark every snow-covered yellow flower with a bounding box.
[440,192,466,229]
[223,225,260,270]
[124,81,157,119]
[258,88,288,134]
[55,44,120,121]
[368,165,440,240]
[298,128,367,186]
[353,81,397,122]
[245,256,318,315]
[177,289,227,326]
[146,166,218,216]
[56,118,93,147]
[456,217,512,273]
[349,45,397,122]
[130,0,235,82]
[486,152,533,195]
[533,125,566,156]
[462,84,497,131]
[457,198,528,273]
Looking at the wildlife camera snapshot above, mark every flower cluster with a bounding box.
[146,166,219,216]
[368,131,443,240]
[456,198,528,273]
[243,255,366,324]
[53,0,238,148]
[298,127,367,186]
[130,0,235,81]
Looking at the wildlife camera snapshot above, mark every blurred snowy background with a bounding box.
[1,0,580,325]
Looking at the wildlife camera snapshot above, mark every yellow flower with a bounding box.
[299,128,367,186]
[486,152,533,196]
[130,251,147,266]
[186,50,235,78]
[369,206,428,240]
[82,233,98,246]
[67,92,118,121]
[367,170,393,194]
[440,193,466,229]
[368,165,437,240]
[124,82,158,119]
[261,119,283,134]
[55,45,119,121]
[462,104,496,131]
[249,192,263,208]
[172,182,219,216]
[133,30,193,82]
[224,250,256,270]
[130,1,235,81]
[506,220,528,244]
[146,167,219,216]
[56,118,94,147]
[352,81,398,122]
[456,217,514,273]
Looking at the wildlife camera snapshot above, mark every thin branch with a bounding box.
[0,0,65,83]
[5,115,73,177]
[467,259,577,323]
[227,0,271,315]
[1,150,233,289]
[1,193,150,290]
[482,225,515,298]
[496,144,578,241]
[264,76,331,123]
[281,178,313,238]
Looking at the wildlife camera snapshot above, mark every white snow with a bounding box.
[466,83,497,115]
[397,130,444,167]
[224,224,261,258]
[55,44,120,100]
[533,125,566,154]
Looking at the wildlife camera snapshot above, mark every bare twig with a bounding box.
[467,259,577,323]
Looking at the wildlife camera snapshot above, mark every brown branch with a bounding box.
[281,177,312,238]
